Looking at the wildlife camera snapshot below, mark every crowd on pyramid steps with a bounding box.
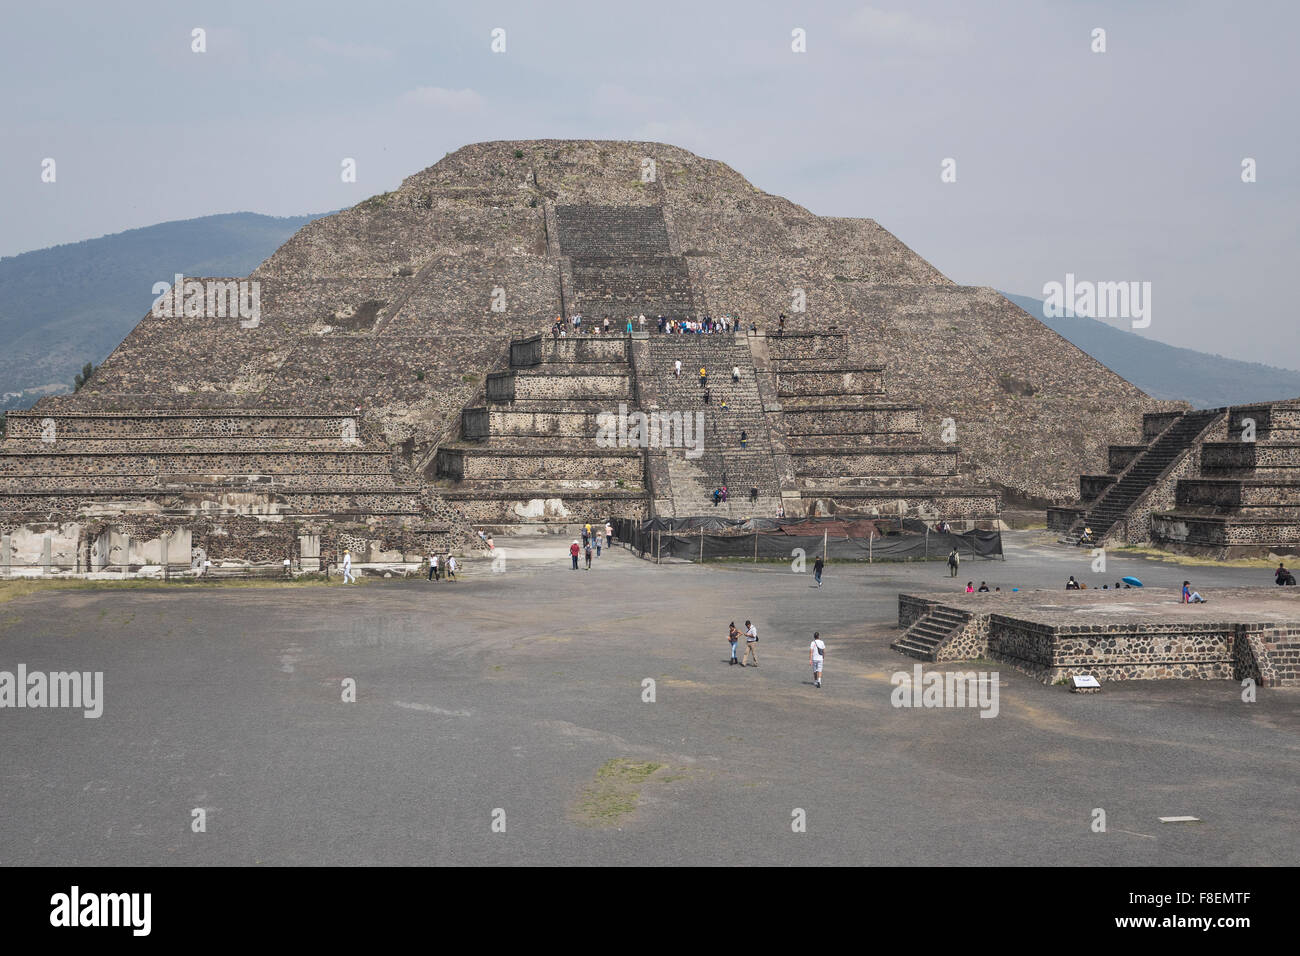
[551,312,789,337]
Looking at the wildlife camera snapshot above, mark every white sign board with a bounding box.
[1072,675,1101,689]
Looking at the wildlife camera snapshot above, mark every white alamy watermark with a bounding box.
[0,665,103,718]
[50,886,150,936]
[596,403,705,459]
[1042,273,1151,329]
[890,663,999,718]
[151,274,261,328]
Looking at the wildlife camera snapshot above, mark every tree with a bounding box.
[73,361,95,392]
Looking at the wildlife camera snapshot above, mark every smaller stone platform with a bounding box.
[894,587,1300,686]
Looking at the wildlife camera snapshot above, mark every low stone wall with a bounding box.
[798,490,999,521]
[1176,478,1300,511]
[1143,411,1182,442]
[1152,513,1300,551]
[541,336,629,363]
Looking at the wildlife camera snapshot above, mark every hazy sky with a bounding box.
[2,1,1296,366]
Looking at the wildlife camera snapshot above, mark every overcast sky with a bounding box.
[2,1,1296,367]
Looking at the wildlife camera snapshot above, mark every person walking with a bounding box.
[674,359,682,378]
[584,542,593,569]
[605,521,613,548]
[810,632,825,688]
[742,620,759,667]
[595,534,602,558]
[446,555,457,581]
[699,366,708,387]
[739,429,748,449]
[947,547,960,577]
[813,554,824,588]
[732,365,740,383]
[728,621,740,665]
[570,539,580,570]
[342,549,355,585]
[428,553,439,582]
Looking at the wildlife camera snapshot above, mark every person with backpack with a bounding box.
[728,621,740,665]
[742,620,759,667]
[947,548,960,577]
[810,632,825,688]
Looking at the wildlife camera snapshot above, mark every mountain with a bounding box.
[0,212,327,409]
[1000,292,1300,409]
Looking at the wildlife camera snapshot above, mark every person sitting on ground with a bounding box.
[977,581,990,592]
[720,398,728,411]
[965,581,975,593]
[732,365,741,383]
[1066,575,1080,590]
[1182,580,1207,603]
[1079,527,1094,545]
[1276,563,1296,586]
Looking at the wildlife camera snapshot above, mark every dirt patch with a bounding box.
[572,757,665,826]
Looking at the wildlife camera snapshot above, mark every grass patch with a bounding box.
[574,758,664,826]
[1111,545,1279,568]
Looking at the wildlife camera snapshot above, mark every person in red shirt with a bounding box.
[569,540,580,570]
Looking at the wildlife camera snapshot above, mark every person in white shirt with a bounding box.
[446,555,458,580]
[674,359,681,378]
[732,365,741,382]
[742,621,759,667]
[341,549,355,584]
[810,632,825,688]
[604,522,613,548]
[428,553,440,581]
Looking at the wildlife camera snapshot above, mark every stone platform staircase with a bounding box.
[891,604,970,661]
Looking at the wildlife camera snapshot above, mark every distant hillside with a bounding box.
[0,212,326,408]
[1001,292,1300,408]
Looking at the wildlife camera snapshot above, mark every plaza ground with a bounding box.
[0,532,1296,866]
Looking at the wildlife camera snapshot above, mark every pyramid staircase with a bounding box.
[1059,409,1224,545]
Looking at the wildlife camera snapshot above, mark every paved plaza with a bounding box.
[1,533,1296,866]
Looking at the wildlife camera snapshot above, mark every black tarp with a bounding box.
[613,516,1002,563]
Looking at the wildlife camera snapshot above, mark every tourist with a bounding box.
[570,540,580,570]
[720,398,728,411]
[1182,580,1206,603]
[742,620,759,667]
[602,317,610,334]
[342,549,355,585]
[1275,563,1296,586]
[1066,575,1080,590]
[595,534,602,558]
[810,632,825,688]
[947,548,960,577]
[728,621,740,665]
[626,319,633,333]
[712,488,722,507]
[965,581,975,593]
[814,554,824,588]
[1079,527,1094,545]
[720,485,728,502]
[740,430,748,449]
[428,553,439,582]
[699,366,708,387]
[732,365,740,383]
[674,359,682,378]
[749,486,758,503]
[639,314,645,332]
[584,542,593,569]
[978,581,990,592]
[703,386,711,405]
[777,505,786,518]
[446,555,457,580]
[605,521,613,548]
